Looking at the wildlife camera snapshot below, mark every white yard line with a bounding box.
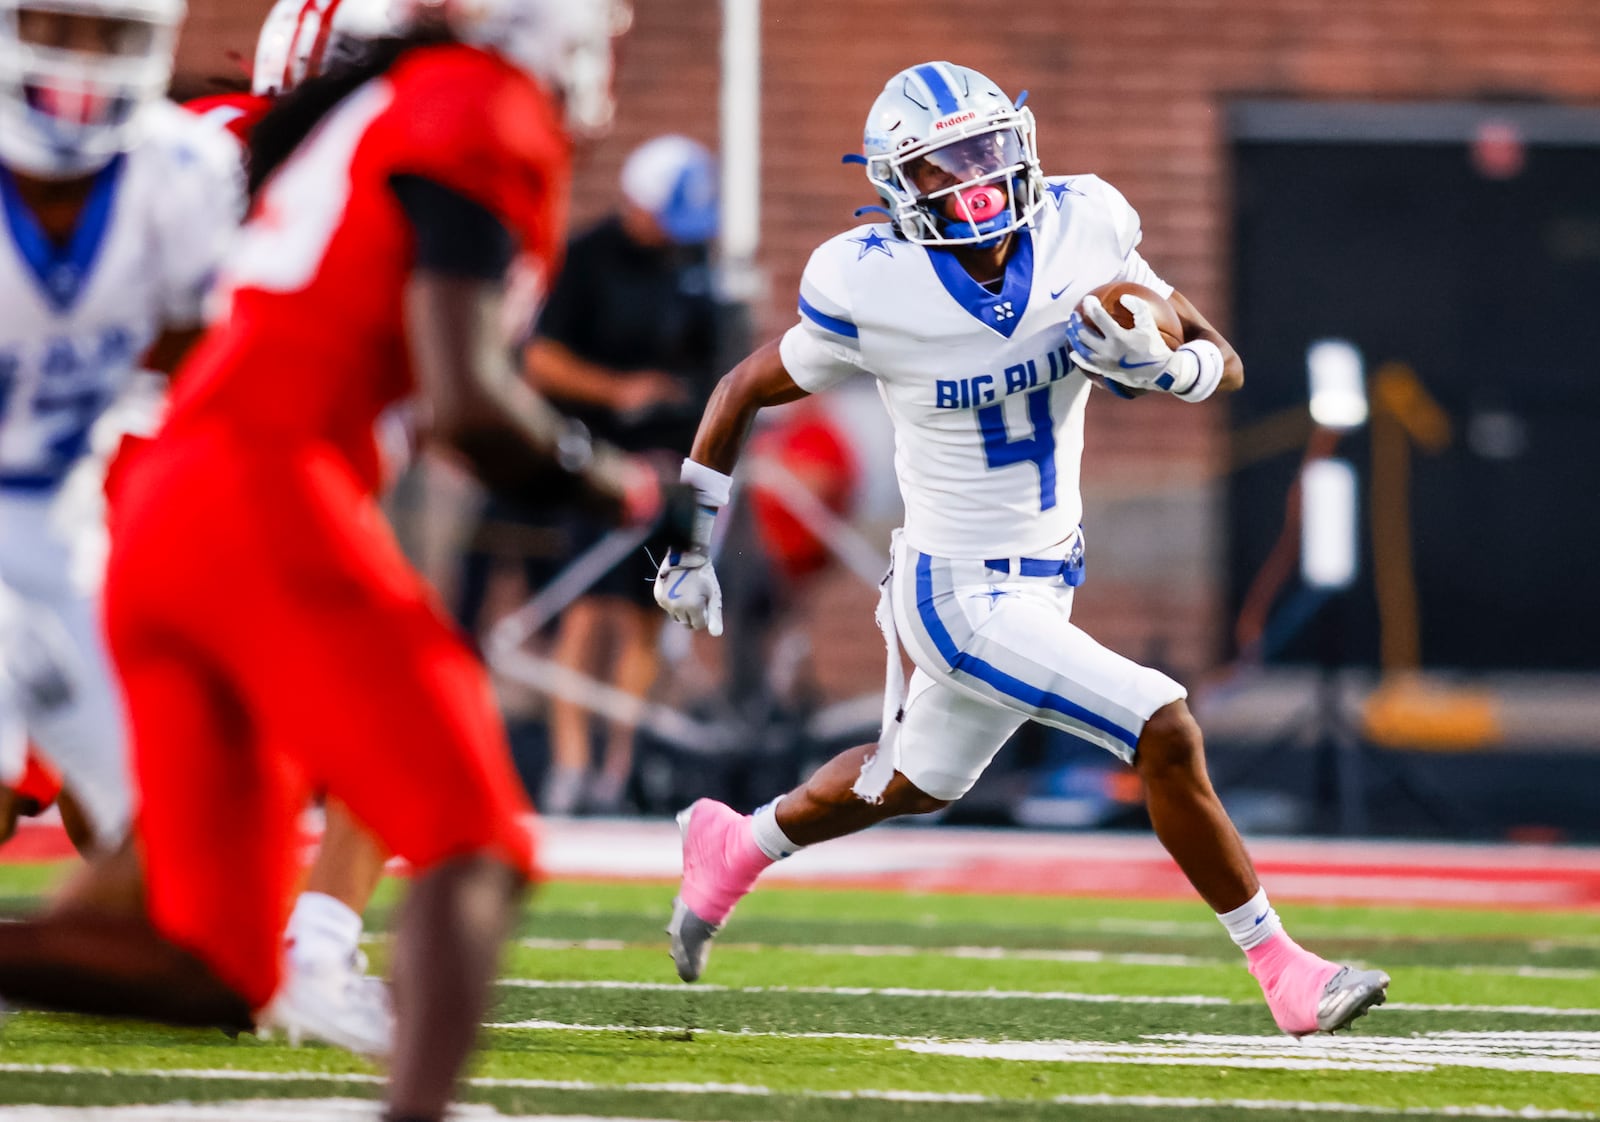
[1,1104,669,1122]
[497,977,1231,1005]
[486,1020,1600,1076]
[904,1031,1600,1075]
[509,936,1600,979]
[0,1066,1593,1120]
[514,936,1216,968]
[486,1018,910,1041]
[497,977,1600,1015]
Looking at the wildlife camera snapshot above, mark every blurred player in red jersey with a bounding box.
[188,0,411,1059]
[0,3,656,1119]
[0,0,405,1054]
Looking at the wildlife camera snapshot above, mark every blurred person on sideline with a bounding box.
[524,133,723,816]
[0,5,702,1121]
[654,60,1391,1041]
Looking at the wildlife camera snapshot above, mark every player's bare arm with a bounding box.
[394,172,664,529]
[688,337,811,475]
[405,272,641,516]
[650,338,809,637]
[1170,289,1244,394]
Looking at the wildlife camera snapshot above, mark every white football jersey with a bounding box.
[0,100,242,494]
[779,175,1172,560]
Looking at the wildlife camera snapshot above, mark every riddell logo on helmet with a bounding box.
[934,111,978,130]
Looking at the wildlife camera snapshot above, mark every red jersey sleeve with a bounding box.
[185,92,275,145]
[378,46,572,282]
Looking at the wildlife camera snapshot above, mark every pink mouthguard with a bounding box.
[948,184,1006,222]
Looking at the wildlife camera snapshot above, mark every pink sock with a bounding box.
[680,801,775,925]
[1246,929,1340,1034]
[1245,928,1303,982]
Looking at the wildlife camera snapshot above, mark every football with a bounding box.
[1075,281,1184,398]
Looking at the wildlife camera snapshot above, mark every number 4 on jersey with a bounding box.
[978,389,1057,511]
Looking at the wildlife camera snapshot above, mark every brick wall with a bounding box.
[173,1,1600,695]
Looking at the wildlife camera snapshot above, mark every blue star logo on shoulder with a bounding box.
[1046,181,1079,208]
[850,229,895,259]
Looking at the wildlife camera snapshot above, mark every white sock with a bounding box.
[541,766,585,816]
[285,891,364,968]
[750,798,802,861]
[1216,887,1282,952]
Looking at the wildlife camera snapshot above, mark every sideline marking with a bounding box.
[0,1067,1594,1120]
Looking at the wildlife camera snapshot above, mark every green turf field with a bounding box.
[3,870,1599,1120]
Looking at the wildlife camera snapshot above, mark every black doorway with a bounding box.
[1228,101,1600,671]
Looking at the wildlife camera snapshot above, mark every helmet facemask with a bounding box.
[862,63,1047,250]
[0,0,181,178]
[872,110,1045,249]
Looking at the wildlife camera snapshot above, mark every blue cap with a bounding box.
[620,135,720,245]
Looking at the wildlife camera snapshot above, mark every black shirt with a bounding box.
[534,215,721,454]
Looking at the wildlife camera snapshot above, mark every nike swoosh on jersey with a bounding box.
[1051,283,1074,300]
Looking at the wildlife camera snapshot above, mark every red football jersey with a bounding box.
[166,44,572,493]
[185,91,275,144]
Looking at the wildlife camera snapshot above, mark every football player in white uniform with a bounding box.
[657,61,1390,1037]
[0,0,241,850]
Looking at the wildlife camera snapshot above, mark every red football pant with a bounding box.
[105,428,537,1011]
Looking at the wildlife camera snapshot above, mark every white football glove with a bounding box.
[654,548,723,637]
[1067,294,1223,402]
[653,459,732,637]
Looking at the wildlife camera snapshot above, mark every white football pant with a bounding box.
[874,530,1186,802]
[0,492,132,846]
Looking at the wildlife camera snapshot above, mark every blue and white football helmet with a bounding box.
[0,0,184,179]
[863,61,1046,249]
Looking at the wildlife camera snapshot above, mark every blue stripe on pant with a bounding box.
[910,550,1144,756]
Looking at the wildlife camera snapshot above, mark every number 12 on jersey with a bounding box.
[978,388,1057,511]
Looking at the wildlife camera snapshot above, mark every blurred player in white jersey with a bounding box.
[0,0,241,850]
[657,61,1390,1038]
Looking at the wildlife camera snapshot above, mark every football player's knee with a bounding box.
[1134,701,1205,778]
[883,772,953,816]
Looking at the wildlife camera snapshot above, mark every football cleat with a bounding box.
[666,799,770,983]
[258,949,392,1057]
[666,895,720,984]
[1313,964,1391,1035]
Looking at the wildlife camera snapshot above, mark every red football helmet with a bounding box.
[251,0,397,96]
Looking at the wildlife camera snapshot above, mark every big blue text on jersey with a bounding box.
[934,340,1075,410]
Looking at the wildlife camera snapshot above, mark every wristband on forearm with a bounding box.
[1157,339,1224,403]
[679,459,733,551]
